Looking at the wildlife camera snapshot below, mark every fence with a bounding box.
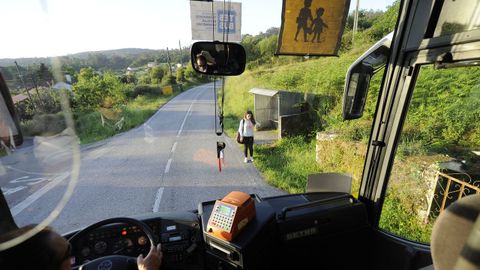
[430,171,479,219]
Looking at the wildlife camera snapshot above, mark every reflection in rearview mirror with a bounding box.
[191,42,246,76]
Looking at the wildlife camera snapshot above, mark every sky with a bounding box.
[0,0,396,59]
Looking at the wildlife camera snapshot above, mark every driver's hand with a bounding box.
[137,244,162,270]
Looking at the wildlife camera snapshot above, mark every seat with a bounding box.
[306,173,352,194]
[431,194,480,270]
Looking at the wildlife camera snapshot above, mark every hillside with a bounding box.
[0,48,157,66]
[220,3,400,196]
[67,48,158,59]
[0,46,191,91]
[224,1,479,243]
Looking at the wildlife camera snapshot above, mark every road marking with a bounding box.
[176,102,195,138]
[10,176,48,186]
[152,187,164,213]
[143,86,197,126]
[176,89,203,138]
[1,186,27,196]
[164,159,172,174]
[5,166,67,176]
[151,87,204,213]
[10,172,69,216]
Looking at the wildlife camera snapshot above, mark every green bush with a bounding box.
[16,90,63,121]
[184,64,197,79]
[176,67,186,82]
[127,85,162,98]
[21,112,67,136]
[161,75,176,85]
[150,66,165,84]
[73,68,126,111]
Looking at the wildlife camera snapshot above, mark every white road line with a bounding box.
[143,87,194,126]
[151,87,203,213]
[176,89,204,138]
[5,166,67,176]
[152,187,164,213]
[176,102,195,138]
[11,172,69,216]
[1,186,27,196]
[164,159,172,174]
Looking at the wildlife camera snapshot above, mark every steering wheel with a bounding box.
[68,217,158,270]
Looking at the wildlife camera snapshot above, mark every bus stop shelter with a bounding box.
[248,88,311,132]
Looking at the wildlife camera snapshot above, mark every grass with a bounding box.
[17,79,211,146]
[75,93,176,144]
[220,39,376,195]
[380,192,433,243]
[254,137,319,193]
[75,81,202,144]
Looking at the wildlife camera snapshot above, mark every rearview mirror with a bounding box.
[0,72,23,148]
[191,41,246,76]
[342,33,393,120]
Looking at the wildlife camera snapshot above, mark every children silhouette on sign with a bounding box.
[294,0,313,42]
[294,0,328,43]
[311,7,328,43]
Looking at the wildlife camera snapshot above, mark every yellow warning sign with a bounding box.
[277,0,351,56]
[162,85,173,96]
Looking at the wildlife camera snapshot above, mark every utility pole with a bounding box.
[178,40,183,66]
[353,0,360,43]
[14,61,36,112]
[166,47,173,76]
[30,66,45,110]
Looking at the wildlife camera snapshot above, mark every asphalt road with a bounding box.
[0,82,284,233]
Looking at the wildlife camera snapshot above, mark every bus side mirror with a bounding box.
[343,66,373,120]
[342,32,393,120]
[191,41,246,76]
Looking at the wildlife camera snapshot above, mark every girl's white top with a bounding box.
[238,119,254,137]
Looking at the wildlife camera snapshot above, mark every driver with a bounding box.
[0,225,163,270]
[195,51,217,73]
[195,55,209,73]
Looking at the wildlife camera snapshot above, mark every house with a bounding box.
[12,94,28,104]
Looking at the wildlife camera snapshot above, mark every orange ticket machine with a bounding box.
[206,191,256,241]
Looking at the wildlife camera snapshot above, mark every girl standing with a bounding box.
[238,111,256,163]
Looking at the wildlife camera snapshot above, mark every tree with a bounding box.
[365,1,400,40]
[162,75,176,85]
[150,66,165,84]
[176,67,185,82]
[72,68,125,111]
[139,73,152,84]
[73,67,102,111]
[184,64,196,79]
[346,10,384,31]
[36,63,54,87]
[258,35,278,58]
[121,74,137,84]
[0,67,14,81]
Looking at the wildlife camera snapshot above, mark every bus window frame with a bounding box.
[370,44,480,243]
[0,72,23,147]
